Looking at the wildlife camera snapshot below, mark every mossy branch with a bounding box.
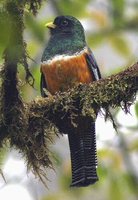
[28,62,138,134]
[14,62,138,184]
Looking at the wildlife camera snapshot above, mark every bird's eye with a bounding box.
[61,20,69,26]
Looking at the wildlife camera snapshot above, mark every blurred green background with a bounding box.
[0,0,138,200]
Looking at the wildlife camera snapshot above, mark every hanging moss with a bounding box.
[0,0,49,184]
[25,0,44,15]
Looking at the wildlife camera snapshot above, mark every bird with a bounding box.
[40,15,101,187]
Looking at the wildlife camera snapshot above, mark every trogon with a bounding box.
[40,16,101,187]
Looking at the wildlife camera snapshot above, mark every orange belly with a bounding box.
[41,53,93,95]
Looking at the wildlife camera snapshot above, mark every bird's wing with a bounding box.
[85,48,101,81]
[40,73,47,97]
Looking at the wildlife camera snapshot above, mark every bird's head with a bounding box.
[45,15,85,42]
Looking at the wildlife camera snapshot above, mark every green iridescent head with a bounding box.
[42,16,86,61]
[46,15,85,40]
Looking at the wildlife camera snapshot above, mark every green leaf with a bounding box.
[0,145,8,169]
[135,101,138,118]
[109,34,131,57]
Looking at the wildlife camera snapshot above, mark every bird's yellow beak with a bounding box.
[45,22,56,29]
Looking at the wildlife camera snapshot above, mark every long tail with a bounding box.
[68,119,98,187]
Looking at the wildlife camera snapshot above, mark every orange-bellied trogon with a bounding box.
[40,16,101,187]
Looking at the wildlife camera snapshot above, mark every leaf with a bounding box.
[135,101,138,118]
[0,145,8,169]
[109,34,131,57]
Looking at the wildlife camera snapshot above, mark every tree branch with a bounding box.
[1,60,137,184]
[11,62,135,184]
[28,62,138,132]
